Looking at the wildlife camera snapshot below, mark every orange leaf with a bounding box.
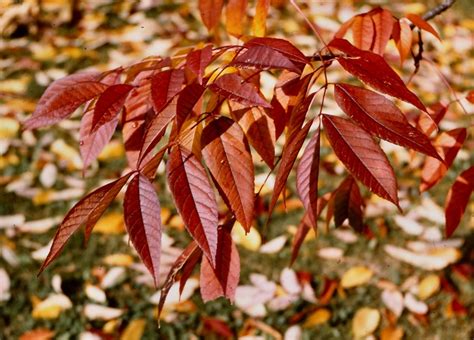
[226,0,247,37]
[406,13,441,41]
[199,0,224,31]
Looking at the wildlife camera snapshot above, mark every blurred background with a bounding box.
[0,0,473,339]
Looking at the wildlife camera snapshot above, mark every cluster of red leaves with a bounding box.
[24,5,472,308]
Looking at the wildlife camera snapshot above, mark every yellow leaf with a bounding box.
[428,247,461,263]
[32,305,62,319]
[104,254,134,267]
[97,140,125,161]
[418,274,440,300]
[352,307,380,339]
[168,214,185,230]
[303,308,331,328]
[120,319,146,340]
[161,207,171,223]
[103,319,120,334]
[232,222,261,251]
[32,294,72,319]
[31,44,57,61]
[252,0,270,37]
[381,326,404,340]
[0,118,20,139]
[341,266,373,288]
[0,75,30,94]
[93,212,125,235]
[50,139,83,170]
[33,190,55,206]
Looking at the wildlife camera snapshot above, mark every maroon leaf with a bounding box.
[209,73,271,108]
[420,128,467,192]
[139,145,168,180]
[268,119,313,216]
[290,216,311,266]
[287,92,315,137]
[322,114,399,207]
[79,100,118,171]
[158,242,200,319]
[230,105,275,168]
[199,0,224,31]
[24,72,108,129]
[151,69,184,114]
[332,176,364,232]
[179,246,202,297]
[245,37,308,65]
[445,166,474,237]
[139,97,177,164]
[201,117,255,231]
[167,145,218,265]
[176,83,206,131]
[124,174,162,286]
[296,126,320,226]
[328,38,426,111]
[202,317,234,338]
[186,45,213,84]
[39,174,132,274]
[200,227,240,302]
[234,45,299,72]
[123,73,154,168]
[334,84,441,159]
[91,84,134,133]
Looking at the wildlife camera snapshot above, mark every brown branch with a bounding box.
[422,0,456,21]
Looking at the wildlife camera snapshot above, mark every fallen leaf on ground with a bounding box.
[341,266,373,288]
[352,307,380,339]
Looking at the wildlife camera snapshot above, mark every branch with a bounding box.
[307,0,457,62]
[422,0,456,21]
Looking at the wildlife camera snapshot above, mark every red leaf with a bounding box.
[167,145,218,265]
[200,228,240,302]
[445,166,474,237]
[209,73,271,108]
[151,69,184,114]
[201,117,255,231]
[91,84,134,133]
[296,127,320,226]
[370,8,395,55]
[290,216,311,265]
[287,92,315,137]
[199,0,224,31]
[39,174,132,274]
[139,145,168,180]
[268,119,313,216]
[124,174,162,286]
[202,317,234,338]
[158,242,200,319]
[332,176,364,232]
[466,90,474,104]
[123,73,154,168]
[420,128,467,192]
[328,38,426,111]
[186,45,213,85]
[179,246,202,297]
[24,72,108,129]
[225,0,248,37]
[234,45,299,72]
[230,105,275,168]
[79,100,118,171]
[406,13,441,40]
[245,37,308,65]
[322,114,399,207]
[352,14,375,51]
[176,83,206,131]
[139,98,177,164]
[334,84,441,159]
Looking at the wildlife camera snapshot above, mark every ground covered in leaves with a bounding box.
[1,1,473,339]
